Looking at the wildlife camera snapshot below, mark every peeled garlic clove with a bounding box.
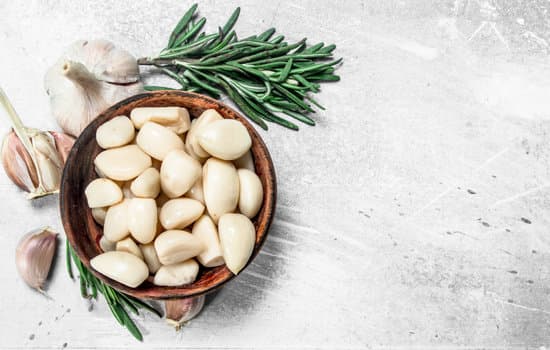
[130,107,190,134]
[140,243,161,274]
[237,169,264,218]
[90,251,148,288]
[160,149,201,198]
[128,198,157,244]
[186,109,223,158]
[96,116,135,149]
[94,145,152,181]
[185,176,204,204]
[154,230,204,265]
[44,40,143,137]
[233,150,255,171]
[136,122,184,160]
[99,235,116,252]
[160,198,204,230]
[165,296,205,330]
[197,119,251,160]
[15,227,58,291]
[203,158,239,223]
[192,215,224,267]
[91,207,107,226]
[153,259,199,286]
[218,213,256,274]
[104,199,130,241]
[116,237,143,259]
[34,148,61,192]
[85,178,123,208]
[130,167,160,198]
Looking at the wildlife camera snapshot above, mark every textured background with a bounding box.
[1,0,550,349]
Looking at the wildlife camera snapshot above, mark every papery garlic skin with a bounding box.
[165,296,205,330]
[2,130,74,196]
[44,40,144,136]
[15,227,58,291]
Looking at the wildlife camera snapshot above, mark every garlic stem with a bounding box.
[62,60,100,88]
[0,87,49,198]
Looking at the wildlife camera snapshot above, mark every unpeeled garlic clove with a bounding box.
[85,178,123,208]
[218,213,256,274]
[96,116,135,149]
[44,39,143,137]
[15,227,58,291]
[94,145,152,181]
[153,259,199,286]
[130,107,190,134]
[197,119,251,160]
[116,237,143,259]
[160,149,201,198]
[0,88,75,198]
[136,122,184,160]
[90,251,148,288]
[165,296,205,330]
[154,230,204,265]
[192,215,224,267]
[159,198,204,230]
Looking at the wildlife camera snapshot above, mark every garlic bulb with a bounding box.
[165,296,205,330]
[15,227,58,292]
[0,88,75,198]
[44,40,144,136]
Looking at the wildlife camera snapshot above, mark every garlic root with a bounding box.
[165,296,205,330]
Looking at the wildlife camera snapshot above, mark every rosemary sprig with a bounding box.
[139,4,341,131]
[66,241,161,341]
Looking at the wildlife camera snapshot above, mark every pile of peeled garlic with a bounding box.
[85,107,263,288]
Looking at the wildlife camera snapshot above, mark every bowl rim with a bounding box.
[60,90,276,299]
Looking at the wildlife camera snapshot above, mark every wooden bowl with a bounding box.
[60,91,276,300]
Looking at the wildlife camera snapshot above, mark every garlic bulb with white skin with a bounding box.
[44,40,144,136]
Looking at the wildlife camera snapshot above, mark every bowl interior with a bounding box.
[60,91,276,299]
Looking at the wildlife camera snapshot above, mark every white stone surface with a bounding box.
[1,0,550,348]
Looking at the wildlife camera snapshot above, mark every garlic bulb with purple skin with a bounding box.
[0,88,75,198]
[15,227,58,292]
[44,40,144,136]
[164,296,205,330]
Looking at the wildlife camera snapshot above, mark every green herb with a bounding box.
[139,4,341,130]
[66,241,161,341]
